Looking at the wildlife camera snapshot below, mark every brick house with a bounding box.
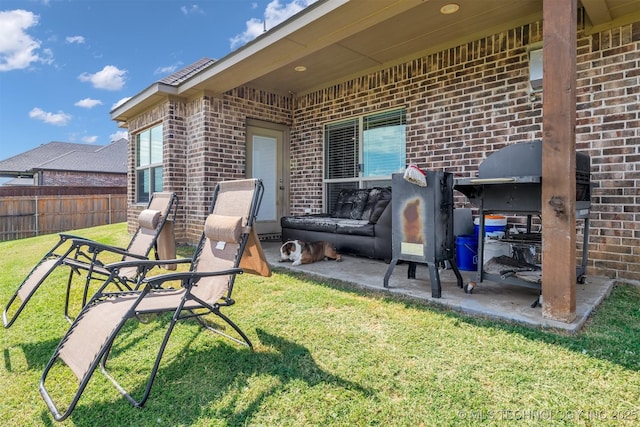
[111,1,640,317]
[0,139,128,187]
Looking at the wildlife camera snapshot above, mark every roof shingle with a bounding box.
[0,139,128,176]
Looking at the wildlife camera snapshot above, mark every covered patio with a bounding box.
[112,0,640,326]
[261,241,615,333]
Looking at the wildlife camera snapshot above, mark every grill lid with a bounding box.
[477,140,590,180]
[478,140,542,179]
[456,140,591,186]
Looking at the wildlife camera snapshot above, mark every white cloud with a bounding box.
[230,0,317,49]
[82,135,98,143]
[0,9,53,71]
[230,18,264,49]
[264,0,317,27]
[75,98,103,108]
[154,62,182,75]
[66,35,85,44]
[78,65,127,90]
[181,4,204,15]
[111,97,132,110]
[110,130,129,142]
[29,107,71,126]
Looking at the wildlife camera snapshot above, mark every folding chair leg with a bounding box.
[40,333,117,422]
[3,258,59,327]
[63,268,78,322]
[99,309,182,408]
[192,309,253,349]
[39,295,140,419]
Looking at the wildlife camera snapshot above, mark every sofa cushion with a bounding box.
[364,187,391,224]
[280,216,375,237]
[333,189,369,219]
[335,219,375,236]
[281,215,337,233]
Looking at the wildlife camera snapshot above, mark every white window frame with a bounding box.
[135,123,163,203]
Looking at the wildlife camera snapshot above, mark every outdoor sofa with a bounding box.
[280,187,392,261]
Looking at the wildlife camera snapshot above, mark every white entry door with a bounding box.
[247,123,288,236]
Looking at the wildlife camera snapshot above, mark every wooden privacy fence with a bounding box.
[0,188,127,241]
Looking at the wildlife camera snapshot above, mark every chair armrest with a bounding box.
[104,258,192,272]
[70,238,134,258]
[59,232,90,242]
[142,268,243,288]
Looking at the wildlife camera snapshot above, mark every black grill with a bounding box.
[455,140,591,213]
[454,140,591,289]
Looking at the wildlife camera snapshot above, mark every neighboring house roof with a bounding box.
[111,0,640,123]
[0,139,128,178]
[35,139,128,174]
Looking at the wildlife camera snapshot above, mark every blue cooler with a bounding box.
[474,215,507,238]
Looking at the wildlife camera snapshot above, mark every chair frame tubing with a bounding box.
[39,180,263,421]
[3,193,178,328]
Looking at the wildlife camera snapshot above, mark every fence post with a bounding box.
[35,196,39,237]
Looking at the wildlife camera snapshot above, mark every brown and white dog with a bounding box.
[279,240,342,266]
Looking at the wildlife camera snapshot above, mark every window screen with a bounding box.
[324,119,359,180]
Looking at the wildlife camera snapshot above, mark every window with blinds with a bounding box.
[323,109,406,212]
[324,119,359,180]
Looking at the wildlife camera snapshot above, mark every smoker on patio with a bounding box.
[383,171,463,298]
[454,140,591,292]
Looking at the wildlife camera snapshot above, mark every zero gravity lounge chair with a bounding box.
[40,178,269,421]
[2,192,178,328]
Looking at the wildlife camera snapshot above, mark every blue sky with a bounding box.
[0,0,316,161]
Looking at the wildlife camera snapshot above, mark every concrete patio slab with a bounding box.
[261,241,616,333]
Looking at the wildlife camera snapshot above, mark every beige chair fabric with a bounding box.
[240,227,272,277]
[205,214,243,243]
[155,220,176,270]
[2,192,178,328]
[39,179,265,421]
[121,192,178,275]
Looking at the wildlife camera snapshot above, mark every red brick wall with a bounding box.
[126,90,291,243]
[291,15,639,281]
[125,12,639,281]
[293,23,546,210]
[577,22,640,281]
[40,170,126,187]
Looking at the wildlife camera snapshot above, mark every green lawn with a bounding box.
[1,223,639,426]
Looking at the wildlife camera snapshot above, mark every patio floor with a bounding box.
[260,241,615,333]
